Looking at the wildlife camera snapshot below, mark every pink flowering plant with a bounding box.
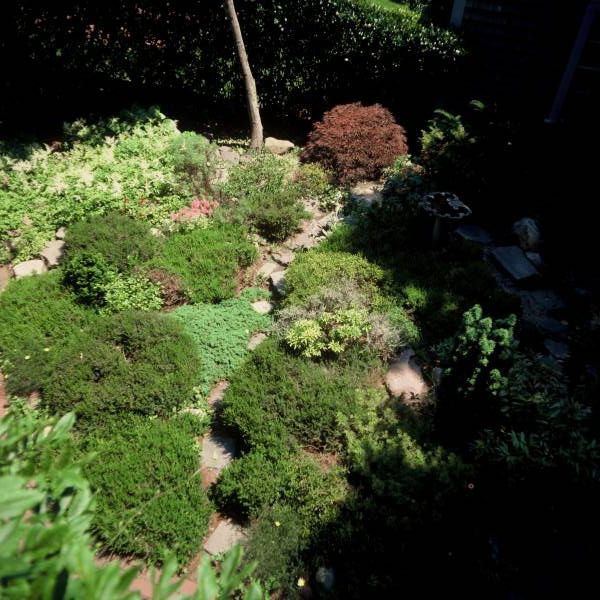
[168,197,219,231]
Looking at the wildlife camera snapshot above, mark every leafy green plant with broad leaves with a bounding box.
[0,406,265,599]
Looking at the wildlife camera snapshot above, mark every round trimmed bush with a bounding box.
[0,272,94,396]
[83,414,212,565]
[41,311,200,427]
[65,212,160,272]
[301,103,408,184]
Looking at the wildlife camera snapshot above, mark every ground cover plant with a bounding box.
[81,413,211,565]
[172,292,271,397]
[40,310,200,428]
[0,108,216,263]
[217,153,308,242]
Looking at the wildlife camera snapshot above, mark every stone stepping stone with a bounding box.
[13,259,47,279]
[257,262,279,278]
[0,265,11,293]
[251,300,273,314]
[385,347,429,401]
[455,224,493,245]
[203,520,246,555]
[202,433,236,470]
[270,270,286,295]
[218,145,240,165]
[272,248,294,266]
[55,226,67,240]
[40,240,65,268]
[265,137,294,155]
[491,246,539,282]
[247,332,267,351]
[544,339,570,361]
[207,381,229,407]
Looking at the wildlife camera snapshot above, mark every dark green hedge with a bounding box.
[4,0,463,122]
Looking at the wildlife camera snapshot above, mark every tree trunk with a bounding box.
[225,0,263,150]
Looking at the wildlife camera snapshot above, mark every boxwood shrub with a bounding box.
[41,311,200,427]
[82,414,211,565]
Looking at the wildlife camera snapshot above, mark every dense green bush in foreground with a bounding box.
[0,272,94,396]
[82,414,211,565]
[41,311,200,427]
[0,407,264,598]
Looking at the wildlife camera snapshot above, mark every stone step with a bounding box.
[491,246,540,282]
[385,347,429,402]
[201,433,236,471]
[251,300,273,315]
[203,520,246,555]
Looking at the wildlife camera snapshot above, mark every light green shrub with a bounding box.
[101,273,162,313]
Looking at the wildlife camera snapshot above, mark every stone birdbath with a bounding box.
[419,192,471,247]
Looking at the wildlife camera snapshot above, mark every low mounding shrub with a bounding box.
[218,153,307,242]
[220,338,377,452]
[0,272,93,396]
[169,131,217,196]
[41,311,200,427]
[301,103,408,184]
[155,223,257,303]
[213,449,347,527]
[276,281,418,359]
[172,297,271,397]
[283,250,384,307]
[65,213,160,272]
[83,414,211,564]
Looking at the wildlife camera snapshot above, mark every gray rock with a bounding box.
[455,224,493,245]
[264,137,295,155]
[0,265,11,293]
[491,246,539,281]
[512,217,542,251]
[385,347,429,401]
[316,567,335,591]
[202,433,236,470]
[248,332,268,351]
[544,339,570,361]
[218,145,240,164]
[40,240,65,268]
[521,289,566,316]
[270,270,286,295]
[203,520,246,555]
[257,262,279,279]
[525,252,543,268]
[432,367,443,386]
[523,315,569,336]
[55,227,67,240]
[272,248,294,266]
[251,300,273,315]
[13,259,48,279]
[350,182,382,206]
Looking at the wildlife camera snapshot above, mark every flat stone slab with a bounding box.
[13,259,47,279]
[0,265,11,293]
[251,300,273,315]
[204,520,246,555]
[202,433,236,470]
[207,381,229,407]
[40,240,65,267]
[248,332,267,351]
[218,145,240,165]
[385,347,429,401]
[491,246,539,281]
[270,270,286,295]
[455,224,493,245]
[257,262,279,278]
[272,248,294,266]
[55,227,67,240]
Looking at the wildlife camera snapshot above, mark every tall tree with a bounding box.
[225,0,263,149]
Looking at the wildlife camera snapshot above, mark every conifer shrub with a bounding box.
[301,103,408,184]
[0,272,94,396]
[41,311,200,428]
[83,414,211,565]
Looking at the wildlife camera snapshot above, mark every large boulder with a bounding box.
[265,137,295,155]
[512,217,542,251]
